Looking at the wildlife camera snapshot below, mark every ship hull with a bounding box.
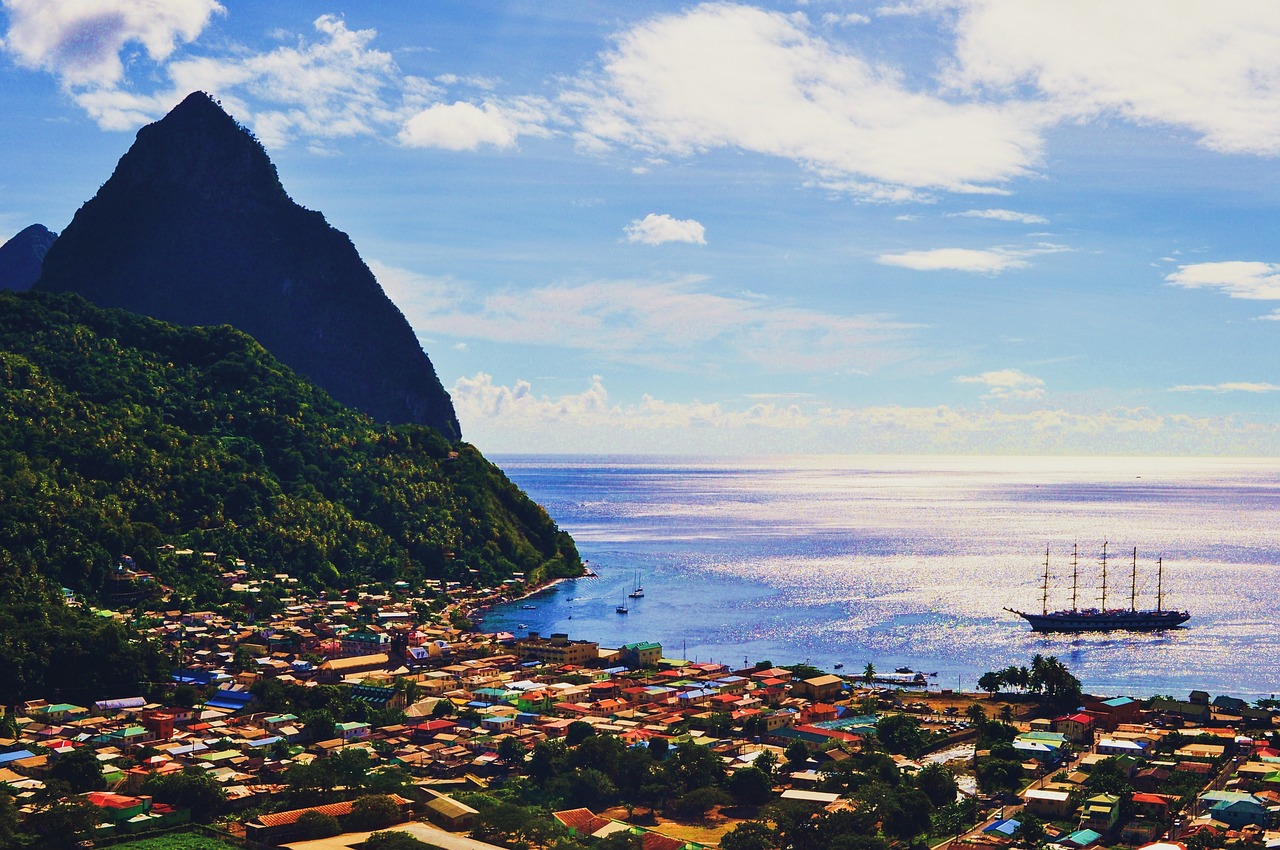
[1006,608,1190,633]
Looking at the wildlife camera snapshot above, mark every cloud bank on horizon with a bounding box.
[2,0,1278,454]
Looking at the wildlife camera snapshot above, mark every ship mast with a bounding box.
[1041,546,1050,616]
[1157,556,1164,613]
[1071,543,1079,611]
[1130,547,1137,612]
[1100,541,1108,610]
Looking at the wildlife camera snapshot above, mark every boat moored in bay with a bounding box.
[1006,543,1190,632]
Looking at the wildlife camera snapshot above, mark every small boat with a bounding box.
[627,571,644,598]
[520,604,536,610]
[616,604,629,614]
[833,662,844,669]
[517,623,527,629]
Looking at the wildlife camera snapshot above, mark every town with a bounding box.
[2,556,1278,850]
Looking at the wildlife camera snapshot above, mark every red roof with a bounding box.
[86,792,143,810]
[251,794,412,828]
[553,807,614,835]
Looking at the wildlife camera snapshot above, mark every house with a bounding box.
[1199,791,1269,828]
[1078,793,1121,833]
[792,675,844,702]
[1022,788,1075,820]
[243,794,413,844]
[1053,712,1095,745]
[621,642,662,668]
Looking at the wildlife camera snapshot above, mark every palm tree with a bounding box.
[863,662,875,685]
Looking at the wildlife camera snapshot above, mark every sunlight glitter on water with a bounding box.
[491,455,1280,698]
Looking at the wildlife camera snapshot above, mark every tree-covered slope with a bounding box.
[0,290,580,604]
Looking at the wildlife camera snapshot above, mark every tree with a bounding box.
[754,749,778,779]
[975,758,1022,794]
[301,708,336,742]
[863,662,875,685]
[346,794,403,831]
[875,713,927,757]
[668,786,730,818]
[143,765,226,821]
[294,810,342,839]
[966,702,987,725]
[978,671,1004,696]
[879,786,934,842]
[784,740,810,770]
[497,736,528,764]
[366,831,440,850]
[914,763,958,807]
[47,746,104,793]
[721,821,777,850]
[22,801,100,850]
[727,766,774,806]
[566,720,596,747]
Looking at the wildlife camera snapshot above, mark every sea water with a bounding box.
[484,455,1280,700]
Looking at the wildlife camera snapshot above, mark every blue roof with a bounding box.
[0,750,36,765]
[1065,829,1102,847]
[246,736,283,748]
[984,819,1021,836]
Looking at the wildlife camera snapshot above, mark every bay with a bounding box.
[485,455,1280,701]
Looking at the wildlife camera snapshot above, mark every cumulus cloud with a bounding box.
[0,0,223,87]
[567,3,1047,198]
[451,373,1280,455]
[1164,261,1280,300]
[1169,382,1280,393]
[398,98,551,150]
[3,9,555,151]
[624,213,707,246]
[952,208,1048,224]
[944,0,1280,156]
[373,262,917,375]
[955,368,1045,400]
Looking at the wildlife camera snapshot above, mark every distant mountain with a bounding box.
[36,92,460,439]
[0,224,56,291]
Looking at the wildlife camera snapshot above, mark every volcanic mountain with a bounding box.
[0,224,56,291]
[36,92,460,438]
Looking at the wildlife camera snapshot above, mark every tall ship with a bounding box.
[1006,543,1190,632]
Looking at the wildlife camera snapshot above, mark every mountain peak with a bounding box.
[0,224,57,291]
[35,92,460,438]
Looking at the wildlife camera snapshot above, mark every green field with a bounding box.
[108,832,243,850]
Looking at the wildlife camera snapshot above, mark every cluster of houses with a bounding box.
[5,563,1279,849]
[978,692,1280,849]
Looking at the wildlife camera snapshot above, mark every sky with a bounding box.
[1,1,1279,456]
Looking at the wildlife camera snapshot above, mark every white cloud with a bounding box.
[452,373,1280,455]
[952,208,1047,224]
[1169,382,1280,393]
[1164,261,1280,300]
[567,3,1048,198]
[1261,310,1280,322]
[624,213,707,246]
[398,98,551,151]
[877,242,1066,273]
[373,262,917,375]
[875,247,1016,273]
[944,0,1280,155]
[955,368,1045,400]
[0,0,223,87]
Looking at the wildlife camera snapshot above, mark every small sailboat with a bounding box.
[616,603,629,614]
[627,571,644,598]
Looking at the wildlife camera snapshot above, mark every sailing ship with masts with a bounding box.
[1006,542,1190,632]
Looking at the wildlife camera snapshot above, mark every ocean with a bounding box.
[484,455,1280,701]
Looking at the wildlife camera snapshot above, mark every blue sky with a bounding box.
[2,1,1279,455]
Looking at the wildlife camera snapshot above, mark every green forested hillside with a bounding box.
[0,289,578,591]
